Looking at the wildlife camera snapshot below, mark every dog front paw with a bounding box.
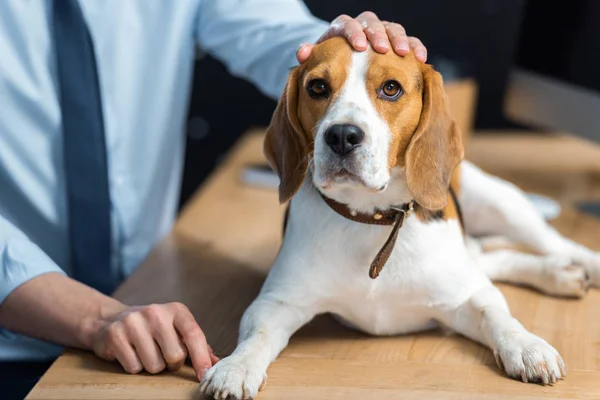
[493,331,566,385]
[199,356,267,400]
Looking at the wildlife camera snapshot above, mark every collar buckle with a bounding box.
[390,200,415,215]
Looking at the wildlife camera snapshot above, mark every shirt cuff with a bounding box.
[0,238,65,305]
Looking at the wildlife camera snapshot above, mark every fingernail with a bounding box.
[355,38,368,48]
[398,42,410,52]
[296,43,306,54]
[376,39,390,49]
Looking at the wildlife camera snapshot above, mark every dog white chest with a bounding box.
[268,184,491,337]
[329,283,440,336]
[323,223,472,336]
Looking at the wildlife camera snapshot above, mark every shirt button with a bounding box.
[115,175,125,186]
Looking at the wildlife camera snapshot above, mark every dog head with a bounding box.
[264,37,463,211]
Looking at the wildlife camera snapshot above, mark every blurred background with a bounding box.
[180,0,600,212]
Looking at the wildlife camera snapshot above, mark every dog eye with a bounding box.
[307,79,329,98]
[379,80,403,101]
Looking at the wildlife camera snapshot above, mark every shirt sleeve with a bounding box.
[0,214,65,305]
[195,0,329,99]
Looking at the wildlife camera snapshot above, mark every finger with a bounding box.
[166,337,188,371]
[171,304,212,380]
[114,342,144,375]
[319,15,367,50]
[408,36,428,62]
[296,43,313,64]
[384,22,410,55]
[206,344,220,365]
[316,15,347,42]
[105,324,143,374]
[124,313,166,374]
[142,305,188,371]
[356,11,389,53]
[161,336,187,372]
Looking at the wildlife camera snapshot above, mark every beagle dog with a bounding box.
[200,37,600,399]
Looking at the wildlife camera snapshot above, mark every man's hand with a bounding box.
[0,273,217,382]
[91,302,219,380]
[297,11,427,64]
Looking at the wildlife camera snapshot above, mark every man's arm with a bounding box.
[0,212,125,351]
[0,215,123,349]
[0,271,124,350]
[195,1,428,100]
[0,215,216,380]
[195,0,328,99]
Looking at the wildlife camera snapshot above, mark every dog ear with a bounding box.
[404,66,464,210]
[263,67,310,203]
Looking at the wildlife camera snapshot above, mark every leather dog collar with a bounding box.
[320,193,414,279]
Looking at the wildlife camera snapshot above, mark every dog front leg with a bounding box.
[199,296,316,399]
[439,285,566,384]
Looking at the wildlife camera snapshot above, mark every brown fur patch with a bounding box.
[415,165,464,228]
[442,193,460,222]
[296,41,352,136]
[263,38,353,203]
[402,66,464,211]
[362,50,424,171]
[361,46,464,210]
[414,207,445,222]
[444,165,462,221]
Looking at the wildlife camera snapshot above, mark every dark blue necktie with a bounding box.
[52,0,118,294]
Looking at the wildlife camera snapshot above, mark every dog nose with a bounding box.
[324,124,365,156]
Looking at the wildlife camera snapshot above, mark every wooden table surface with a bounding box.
[27,130,600,399]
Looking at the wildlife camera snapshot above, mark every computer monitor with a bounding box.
[504,0,600,143]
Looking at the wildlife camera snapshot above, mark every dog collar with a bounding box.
[319,193,414,279]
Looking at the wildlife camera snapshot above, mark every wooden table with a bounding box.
[27,130,600,399]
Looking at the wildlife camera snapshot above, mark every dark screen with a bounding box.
[516,0,600,92]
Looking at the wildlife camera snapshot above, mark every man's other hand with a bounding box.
[91,302,219,380]
[297,11,427,64]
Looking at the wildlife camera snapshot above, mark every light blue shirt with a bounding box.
[0,0,327,360]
